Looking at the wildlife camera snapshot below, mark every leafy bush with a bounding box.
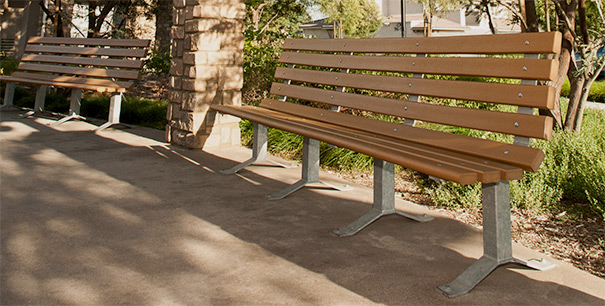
[144,47,171,75]
[430,107,605,219]
[0,53,19,76]
[81,94,168,130]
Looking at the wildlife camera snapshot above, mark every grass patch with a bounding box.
[6,86,168,130]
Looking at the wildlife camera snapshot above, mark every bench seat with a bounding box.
[1,36,149,131]
[211,32,563,297]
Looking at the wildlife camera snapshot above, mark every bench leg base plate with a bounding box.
[333,207,432,237]
[50,114,86,126]
[437,256,554,298]
[266,179,352,201]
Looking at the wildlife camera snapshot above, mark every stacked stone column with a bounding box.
[167,0,244,148]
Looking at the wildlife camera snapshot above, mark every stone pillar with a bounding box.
[167,0,244,148]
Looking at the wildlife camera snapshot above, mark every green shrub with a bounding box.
[81,95,168,130]
[144,47,171,75]
[430,107,605,219]
[0,53,19,76]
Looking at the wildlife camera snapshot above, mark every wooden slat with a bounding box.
[236,105,524,182]
[279,52,559,81]
[258,99,545,172]
[283,32,562,54]
[28,36,150,48]
[212,104,481,184]
[0,75,124,93]
[274,67,556,109]
[25,45,147,58]
[18,63,140,80]
[271,83,553,140]
[9,72,132,89]
[21,54,143,69]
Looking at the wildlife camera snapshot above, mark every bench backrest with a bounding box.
[12,37,150,93]
[261,32,562,174]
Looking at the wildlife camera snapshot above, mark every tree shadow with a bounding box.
[1,117,604,305]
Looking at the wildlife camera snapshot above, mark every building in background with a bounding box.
[301,0,521,38]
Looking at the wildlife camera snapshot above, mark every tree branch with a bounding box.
[496,0,528,31]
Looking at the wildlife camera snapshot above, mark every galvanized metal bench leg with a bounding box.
[437,181,554,298]
[95,92,122,132]
[51,89,86,125]
[219,123,296,174]
[333,159,433,237]
[266,137,351,200]
[22,85,48,117]
[0,82,18,110]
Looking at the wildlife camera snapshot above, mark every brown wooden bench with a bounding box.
[211,32,562,297]
[1,36,150,131]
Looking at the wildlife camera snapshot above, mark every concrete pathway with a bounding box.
[1,111,604,305]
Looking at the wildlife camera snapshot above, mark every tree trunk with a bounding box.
[525,0,539,32]
[572,79,593,132]
[88,1,97,37]
[485,3,496,34]
[54,0,63,37]
[155,0,172,50]
[564,63,586,131]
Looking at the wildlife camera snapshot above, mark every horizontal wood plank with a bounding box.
[28,36,150,48]
[21,54,143,69]
[274,67,556,109]
[270,83,552,140]
[212,104,482,184]
[18,63,140,80]
[0,75,125,93]
[258,99,545,172]
[279,52,559,81]
[25,45,147,58]
[283,32,562,54]
[9,71,132,89]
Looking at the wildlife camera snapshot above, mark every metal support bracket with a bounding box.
[95,92,126,132]
[50,89,86,126]
[333,159,432,237]
[0,82,18,111]
[219,123,297,175]
[266,137,351,200]
[437,181,554,298]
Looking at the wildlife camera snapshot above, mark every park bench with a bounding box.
[0,36,150,131]
[211,32,562,297]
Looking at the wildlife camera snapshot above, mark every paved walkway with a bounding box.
[1,110,604,305]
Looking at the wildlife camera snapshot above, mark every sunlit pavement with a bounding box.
[1,110,604,305]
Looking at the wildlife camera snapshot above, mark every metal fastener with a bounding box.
[412,62,416,66]
[518,93,523,98]
[504,150,510,154]
[416,42,420,46]
[330,95,334,99]
[404,106,408,110]
[523,66,527,71]
[525,40,530,45]
[320,113,324,116]
[335,77,338,80]
[344,43,347,47]
[409,83,412,87]
[394,128,398,131]
[339,59,343,63]
[437,163,443,167]
[514,122,519,127]
[278,87,281,90]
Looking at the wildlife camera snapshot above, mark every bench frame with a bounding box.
[213,32,562,297]
[1,37,149,132]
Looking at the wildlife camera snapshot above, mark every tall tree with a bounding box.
[316,0,383,38]
[151,0,172,51]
